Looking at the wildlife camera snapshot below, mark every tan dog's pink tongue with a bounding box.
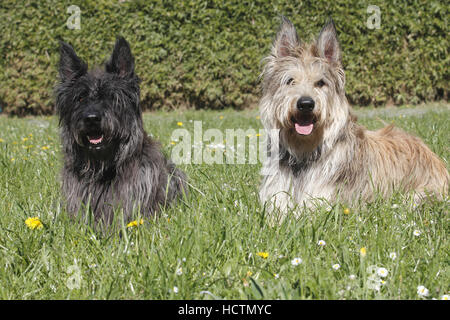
[295,123,314,135]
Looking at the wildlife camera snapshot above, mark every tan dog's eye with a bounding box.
[286,78,294,85]
[315,79,326,88]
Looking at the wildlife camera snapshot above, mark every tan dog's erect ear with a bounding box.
[272,16,300,58]
[316,18,342,64]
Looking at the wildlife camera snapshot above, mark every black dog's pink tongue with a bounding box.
[295,122,314,135]
[88,135,103,145]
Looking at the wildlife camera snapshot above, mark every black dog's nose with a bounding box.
[84,113,101,125]
[297,96,315,112]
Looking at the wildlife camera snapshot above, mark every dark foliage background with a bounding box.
[0,0,448,115]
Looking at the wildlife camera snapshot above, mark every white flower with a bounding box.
[441,295,449,300]
[413,230,421,237]
[332,264,340,270]
[389,252,397,260]
[391,204,399,209]
[274,273,279,279]
[176,267,183,276]
[349,274,357,280]
[173,286,179,294]
[377,267,388,278]
[317,240,326,246]
[417,285,429,297]
[291,257,303,266]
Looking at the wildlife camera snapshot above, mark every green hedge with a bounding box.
[0,0,448,115]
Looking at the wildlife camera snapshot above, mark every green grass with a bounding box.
[0,103,448,299]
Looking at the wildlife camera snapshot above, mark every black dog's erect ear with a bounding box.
[106,36,135,77]
[272,16,300,58]
[316,18,342,64]
[59,41,87,82]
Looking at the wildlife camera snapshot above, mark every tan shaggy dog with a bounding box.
[259,17,449,219]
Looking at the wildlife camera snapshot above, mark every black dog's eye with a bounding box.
[315,79,326,88]
[286,78,295,85]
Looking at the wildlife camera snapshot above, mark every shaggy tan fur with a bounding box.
[259,17,448,219]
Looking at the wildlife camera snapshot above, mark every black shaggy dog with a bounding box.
[55,37,187,226]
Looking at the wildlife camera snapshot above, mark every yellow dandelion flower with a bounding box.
[219,115,224,119]
[177,122,183,126]
[360,247,367,257]
[256,133,261,137]
[25,217,43,230]
[22,137,29,142]
[170,141,176,145]
[256,252,269,259]
[246,271,252,277]
[126,219,144,228]
[343,208,350,215]
[256,116,260,119]
[41,146,50,150]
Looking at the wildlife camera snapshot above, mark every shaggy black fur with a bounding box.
[55,37,187,225]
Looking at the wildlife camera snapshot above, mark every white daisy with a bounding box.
[413,230,421,237]
[377,267,388,278]
[176,267,183,276]
[291,257,302,266]
[317,240,326,246]
[173,286,179,294]
[441,295,449,300]
[349,274,357,280]
[417,285,429,297]
[332,264,340,270]
[389,252,397,260]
